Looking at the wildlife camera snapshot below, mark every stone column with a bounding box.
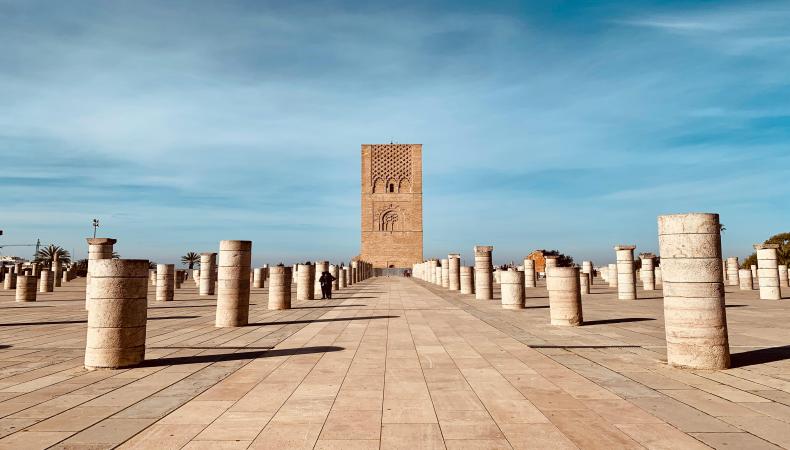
[500,269,525,310]
[53,257,63,287]
[434,266,442,285]
[779,264,789,288]
[726,257,740,287]
[440,258,449,288]
[615,245,637,300]
[253,268,265,288]
[4,267,17,290]
[460,266,474,294]
[199,253,217,296]
[640,253,656,291]
[330,265,340,290]
[547,267,582,326]
[582,261,593,285]
[655,267,663,288]
[314,261,329,297]
[156,264,174,302]
[474,246,493,300]
[750,265,757,281]
[149,270,156,286]
[754,244,781,300]
[351,261,359,283]
[16,275,37,302]
[345,266,352,286]
[86,238,117,310]
[340,267,348,288]
[522,258,536,288]
[175,270,184,289]
[216,240,252,327]
[296,263,315,301]
[738,269,753,290]
[658,213,729,369]
[268,266,291,310]
[607,263,617,287]
[425,260,436,284]
[544,256,558,280]
[62,269,69,284]
[448,254,461,291]
[85,259,148,370]
[579,271,591,294]
[39,270,54,293]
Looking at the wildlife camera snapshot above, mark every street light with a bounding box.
[92,219,100,238]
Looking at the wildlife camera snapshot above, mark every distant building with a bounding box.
[0,256,26,264]
[526,250,547,274]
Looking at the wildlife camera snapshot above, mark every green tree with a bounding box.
[33,245,71,266]
[181,252,201,269]
[742,232,790,267]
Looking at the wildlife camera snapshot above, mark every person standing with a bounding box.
[319,271,336,299]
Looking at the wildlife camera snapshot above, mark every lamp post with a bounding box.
[92,219,100,238]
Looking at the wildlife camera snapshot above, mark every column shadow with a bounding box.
[583,318,655,325]
[250,315,398,326]
[731,345,790,368]
[141,345,344,367]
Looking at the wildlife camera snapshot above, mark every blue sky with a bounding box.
[1,0,788,266]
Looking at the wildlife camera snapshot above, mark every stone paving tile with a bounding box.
[0,276,788,448]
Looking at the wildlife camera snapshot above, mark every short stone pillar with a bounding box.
[750,265,757,281]
[62,269,69,284]
[544,256,558,279]
[500,269,525,309]
[523,258,536,288]
[86,237,117,310]
[39,270,54,293]
[345,265,352,286]
[253,268,265,288]
[351,261,359,283]
[434,266,442,285]
[640,253,656,291]
[199,253,217,296]
[216,240,252,327]
[658,213,729,370]
[268,266,292,310]
[582,261,593,285]
[53,257,62,288]
[314,261,329,297]
[547,267,582,326]
[738,269,753,290]
[85,259,148,370]
[726,257,740,287]
[448,254,461,291]
[149,270,156,286]
[330,265,340,290]
[474,246,494,300]
[426,260,438,284]
[339,267,348,288]
[16,275,37,302]
[460,266,474,294]
[615,245,637,300]
[779,264,789,287]
[175,270,185,289]
[296,263,315,301]
[156,264,175,302]
[4,267,16,290]
[607,263,618,287]
[579,271,591,294]
[440,258,449,288]
[655,267,663,288]
[754,244,781,300]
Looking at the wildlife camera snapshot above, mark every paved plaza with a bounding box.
[0,276,787,449]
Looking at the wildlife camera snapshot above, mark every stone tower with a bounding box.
[360,144,424,268]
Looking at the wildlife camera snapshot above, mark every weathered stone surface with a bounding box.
[460,266,474,295]
[754,244,781,300]
[448,254,460,291]
[268,266,291,310]
[500,269,524,309]
[16,275,36,302]
[474,246,493,300]
[156,264,175,302]
[85,259,148,369]
[726,257,739,287]
[85,237,116,310]
[640,253,656,291]
[39,270,54,293]
[547,267,582,326]
[360,144,423,268]
[738,268,753,290]
[523,258,536,288]
[615,245,637,300]
[296,263,315,301]
[658,212,729,370]
[216,240,252,327]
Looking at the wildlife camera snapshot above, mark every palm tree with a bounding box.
[34,245,71,266]
[111,251,121,259]
[181,252,200,269]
